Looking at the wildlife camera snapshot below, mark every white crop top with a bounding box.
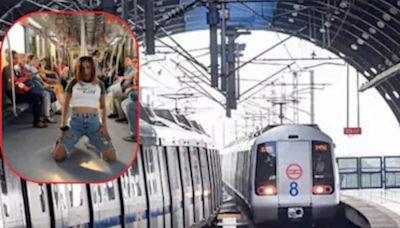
[66,79,106,108]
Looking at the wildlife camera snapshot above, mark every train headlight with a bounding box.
[256,185,277,196]
[312,185,333,195]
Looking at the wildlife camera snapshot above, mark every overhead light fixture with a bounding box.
[350,44,358,50]
[363,71,370,77]
[392,54,400,62]
[293,4,300,10]
[339,1,348,8]
[389,7,398,15]
[398,1,400,7]
[319,28,326,33]
[361,32,369,40]
[383,13,391,21]
[324,21,331,27]
[334,10,340,15]
[385,93,391,100]
[291,12,298,17]
[393,91,399,99]
[385,59,393,67]
[368,27,376,34]
[338,52,346,58]
[288,18,294,23]
[370,67,377,74]
[357,38,364,45]
[377,21,385,28]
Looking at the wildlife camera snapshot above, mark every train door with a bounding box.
[188,147,204,224]
[50,185,69,227]
[277,141,312,207]
[90,180,122,227]
[142,146,164,228]
[25,183,51,227]
[198,148,211,221]
[0,158,26,228]
[178,146,195,227]
[65,184,91,227]
[165,146,184,228]
[157,146,172,228]
[120,152,148,228]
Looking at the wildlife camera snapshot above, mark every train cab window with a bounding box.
[255,142,277,195]
[312,141,334,193]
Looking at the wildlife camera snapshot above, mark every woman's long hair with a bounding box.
[74,56,98,84]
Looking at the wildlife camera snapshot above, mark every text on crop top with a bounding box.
[65,79,106,108]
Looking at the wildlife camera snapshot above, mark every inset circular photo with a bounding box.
[1,11,139,183]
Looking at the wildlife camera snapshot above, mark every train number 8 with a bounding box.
[289,182,299,196]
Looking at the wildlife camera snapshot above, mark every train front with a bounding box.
[251,125,340,224]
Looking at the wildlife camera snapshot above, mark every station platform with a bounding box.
[341,189,400,228]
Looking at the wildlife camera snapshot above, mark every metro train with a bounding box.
[0,104,222,227]
[221,124,340,224]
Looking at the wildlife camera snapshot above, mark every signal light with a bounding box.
[312,185,333,195]
[257,185,277,196]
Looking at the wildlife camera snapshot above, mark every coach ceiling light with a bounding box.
[288,18,294,23]
[385,93,391,100]
[291,12,298,17]
[363,71,370,77]
[393,91,399,99]
[350,44,358,50]
[356,38,364,45]
[370,67,377,74]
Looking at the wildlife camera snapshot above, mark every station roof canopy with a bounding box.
[1,0,400,122]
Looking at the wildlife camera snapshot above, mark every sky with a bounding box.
[140,30,400,157]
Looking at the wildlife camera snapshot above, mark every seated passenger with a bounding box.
[25,53,57,123]
[53,56,116,162]
[2,51,46,128]
[121,90,138,142]
[107,56,137,122]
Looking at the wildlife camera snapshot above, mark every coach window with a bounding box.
[181,147,192,187]
[167,147,181,192]
[39,185,46,212]
[97,185,102,203]
[107,182,116,201]
[255,142,277,195]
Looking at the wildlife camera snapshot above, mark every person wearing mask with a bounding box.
[53,56,116,162]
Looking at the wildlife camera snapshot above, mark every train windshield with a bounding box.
[312,141,334,191]
[255,142,277,195]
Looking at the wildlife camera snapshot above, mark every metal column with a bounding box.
[209,0,219,88]
[227,28,237,110]
[145,0,155,54]
[310,70,315,124]
[220,2,227,91]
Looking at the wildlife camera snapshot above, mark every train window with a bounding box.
[53,186,59,207]
[0,161,7,195]
[97,185,102,203]
[166,147,182,191]
[190,147,201,187]
[255,142,277,195]
[39,185,46,212]
[69,185,83,207]
[180,147,193,187]
[107,182,116,201]
[312,141,334,191]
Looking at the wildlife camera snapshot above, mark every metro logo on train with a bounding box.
[286,163,303,180]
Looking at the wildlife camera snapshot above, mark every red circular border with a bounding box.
[0,10,141,184]
[286,163,303,180]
